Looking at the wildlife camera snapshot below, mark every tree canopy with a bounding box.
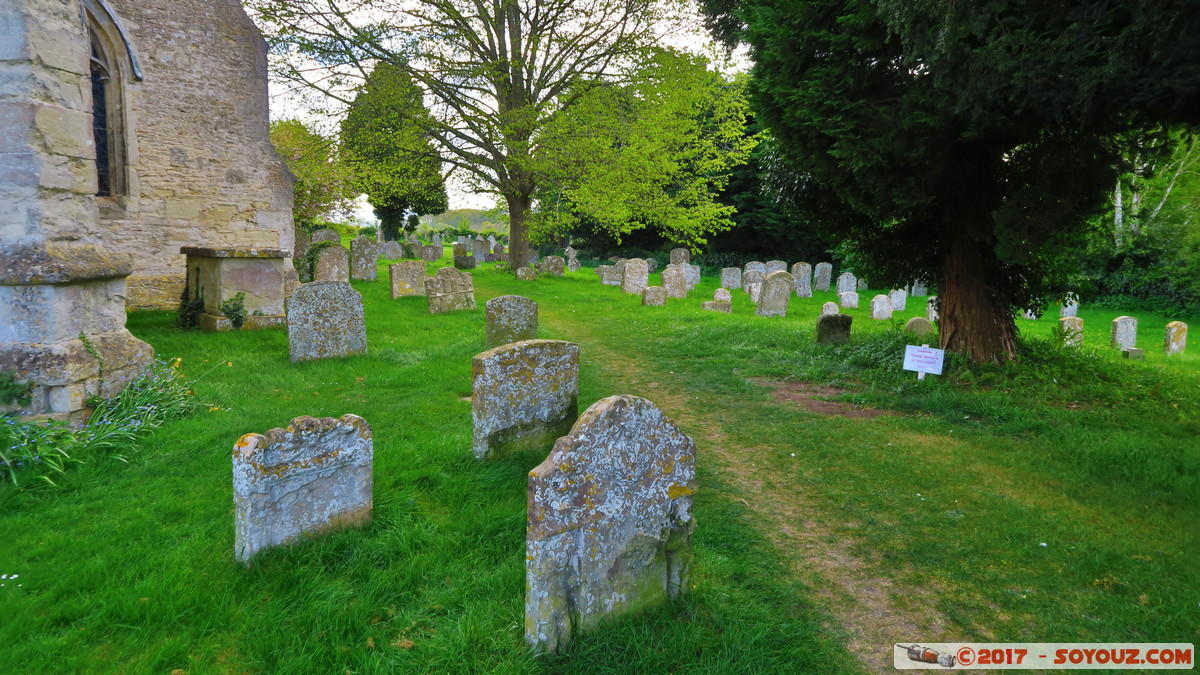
[701,0,1200,362]
[269,119,357,229]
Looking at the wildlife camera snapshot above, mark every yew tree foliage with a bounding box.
[701,0,1200,362]
[340,63,448,240]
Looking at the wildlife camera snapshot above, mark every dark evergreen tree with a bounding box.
[700,0,1200,361]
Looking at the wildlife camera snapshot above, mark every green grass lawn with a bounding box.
[1,254,1196,673]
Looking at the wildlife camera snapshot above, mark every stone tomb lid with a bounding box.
[180,246,290,259]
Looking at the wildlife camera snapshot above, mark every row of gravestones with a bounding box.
[236,295,693,655]
[1067,316,1189,357]
[452,239,509,269]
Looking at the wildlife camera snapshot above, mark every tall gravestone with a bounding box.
[870,295,892,320]
[287,282,367,361]
[670,248,690,265]
[765,260,787,275]
[485,296,538,348]
[472,340,579,461]
[927,296,939,323]
[909,281,928,297]
[425,267,476,314]
[293,227,312,261]
[473,238,489,260]
[621,259,649,295]
[389,261,426,298]
[792,262,812,298]
[813,263,833,292]
[720,267,742,290]
[314,245,349,282]
[233,415,373,563]
[1164,321,1187,354]
[836,272,857,295]
[756,271,793,317]
[526,395,695,653]
[838,291,859,309]
[684,264,701,290]
[889,288,908,312]
[816,313,852,344]
[1059,316,1084,347]
[350,236,377,281]
[1111,316,1137,350]
[662,265,688,299]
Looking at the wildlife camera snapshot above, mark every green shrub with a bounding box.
[220,292,247,330]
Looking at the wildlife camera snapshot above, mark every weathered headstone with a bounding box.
[389,261,426,298]
[287,282,367,362]
[701,300,732,313]
[454,254,477,270]
[1164,321,1187,354]
[543,256,566,277]
[516,266,537,281]
[720,267,742,290]
[792,262,812,298]
[472,339,579,461]
[525,395,695,654]
[528,250,540,265]
[1060,294,1080,318]
[909,281,928,297]
[233,414,373,563]
[642,286,667,306]
[744,261,766,276]
[457,236,468,247]
[621,258,649,295]
[813,263,833,292]
[425,267,476,314]
[1059,316,1084,347]
[662,265,688,299]
[452,242,469,258]
[743,269,765,289]
[857,278,869,291]
[311,228,340,243]
[379,241,405,261]
[756,271,793,317]
[293,227,312,261]
[473,238,489,260]
[765,260,787,275]
[598,265,622,286]
[684,264,701,290]
[870,294,892,320]
[904,317,935,337]
[485,296,538,348]
[746,282,762,303]
[835,272,857,295]
[926,296,939,323]
[816,313,852,345]
[421,245,442,262]
[838,291,859,309]
[646,259,659,274]
[1111,316,1137,350]
[713,288,731,303]
[821,301,840,316]
[350,236,377,281]
[314,245,349,282]
[670,248,691,265]
[432,233,443,246]
[564,247,581,272]
[888,288,907,312]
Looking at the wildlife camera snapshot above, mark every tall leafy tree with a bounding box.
[340,62,448,241]
[269,119,357,229]
[250,0,694,267]
[700,0,1200,361]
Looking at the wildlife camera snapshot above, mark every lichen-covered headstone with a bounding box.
[646,259,659,274]
[684,264,701,290]
[1111,316,1137,350]
[642,286,667,306]
[314,245,349,282]
[379,241,405,261]
[287,282,367,362]
[821,301,840,316]
[904,317,934,337]
[1060,294,1080,318]
[433,233,443,246]
[1059,316,1084,347]
[420,245,442,262]
[713,288,731,303]
[543,256,566,277]
[389,261,426,298]
[485,295,538,348]
[454,254,477,270]
[598,265,622,286]
[621,259,649,294]
[293,226,312,261]
[425,267,476,314]
[662,265,688,299]
[858,278,869,291]
[814,262,833,292]
[701,300,731,313]
[311,228,340,243]
[720,267,742,290]
[836,272,857,295]
[816,313,852,345]
[765,260,787,275]
[516,266,537,281]
[453,242,469,258]
[525,394,696,654]
[889,288,908,312]
[870,294,892,320]
[756,270,793,317]
[670,248,690,265]
[838,291,859,309]
[746,282,762,303]
[1164,321,1187,354]
[233,414,372,563]
[529,250,540,265]
[792,262,812,298]
[927,296,939,323]
[472,339,579,461]
[350,236,377,281]
[743,269,765,289]
[744,261,766,276]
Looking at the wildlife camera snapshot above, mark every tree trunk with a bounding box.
[938,232,1018,363]
[506,192,532,269]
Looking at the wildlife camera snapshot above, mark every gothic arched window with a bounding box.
[86,0,141,198]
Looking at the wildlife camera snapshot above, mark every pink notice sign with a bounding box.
[903,345,945,376]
